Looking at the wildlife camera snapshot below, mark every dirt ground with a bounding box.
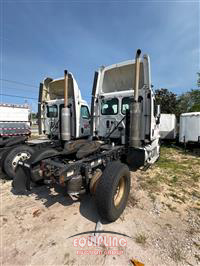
[0,146,200,266]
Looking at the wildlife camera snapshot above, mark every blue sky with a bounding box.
[0,0,199,112]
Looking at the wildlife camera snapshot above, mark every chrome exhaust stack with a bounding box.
[129,49,142,148]
[61,70,71,141]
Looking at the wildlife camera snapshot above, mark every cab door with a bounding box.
[79,105,90,137]
[45,104,59,137]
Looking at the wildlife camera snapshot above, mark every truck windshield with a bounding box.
[47,105,58,118]
[101,98,118,115]
[121,97,131,114]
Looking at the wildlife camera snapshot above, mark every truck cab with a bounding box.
[91,54,160,164]
[38,73,90,140]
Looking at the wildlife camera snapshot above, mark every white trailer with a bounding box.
[0,104,30,137]
[179,112,200,144]
[159,114,177,140]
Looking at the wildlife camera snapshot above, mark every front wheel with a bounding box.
[95,161,130,222]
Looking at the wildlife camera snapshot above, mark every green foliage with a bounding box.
[31,113,38,119]
[197,72,200,88]
[155,88,200,118]
[177,89,200,117]
[155,88,177,114]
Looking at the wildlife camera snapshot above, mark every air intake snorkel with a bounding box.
[61,70,71,141]
[129,49,142,148]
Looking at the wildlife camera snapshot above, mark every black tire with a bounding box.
[1,147,14,173]
[3,145,35,179]
[95,161,130,222]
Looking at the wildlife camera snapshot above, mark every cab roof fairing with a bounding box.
[95,55,152,97]
[41,72,82,102]
[45,98,88,106]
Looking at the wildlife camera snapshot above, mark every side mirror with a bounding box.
[156,105,161,118]
[156,105,161,125]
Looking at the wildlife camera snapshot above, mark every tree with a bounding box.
[176,89,200,117]
[155,88,177,114]
[155,88,200,118]
[31,113,38,119]
[197,72,200,88]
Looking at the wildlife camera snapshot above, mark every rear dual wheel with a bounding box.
[95,161,130,222]
[3,145,34,179]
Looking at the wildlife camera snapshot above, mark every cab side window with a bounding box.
[47,105,58,118]
[81,106,90,119]
[121,97,131,115]
[101,98,118,115]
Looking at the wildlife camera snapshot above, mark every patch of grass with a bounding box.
[188,159,200,166]
[191,190,200,199]
[187,227,198,235]
[148,192,156,203]
[166,203,177,212]
[140,177,158,188]
[193,241,200,249]
[64,253,70,260]
[171,175,178,183]
[191,207,200,215]
[191,174,199,182]
[134,233,148,246]
[169,245,184,262]
[119,213,125,222]
[169,192,186,203]
[139,174,164,193]
[195,254,200,263]
[165,223,172,229]
[156,157,187,174]
[156,147,200,181]
[127,195,138,208]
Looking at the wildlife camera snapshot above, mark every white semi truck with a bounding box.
[38,72,90,139]
[14,49,161,222]
[0,71,90,179]
[91,52,160,165]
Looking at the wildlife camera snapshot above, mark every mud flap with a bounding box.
[12,165,31,194]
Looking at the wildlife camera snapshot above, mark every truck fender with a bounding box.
[5,136,27,147]
[26,148,59,166]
